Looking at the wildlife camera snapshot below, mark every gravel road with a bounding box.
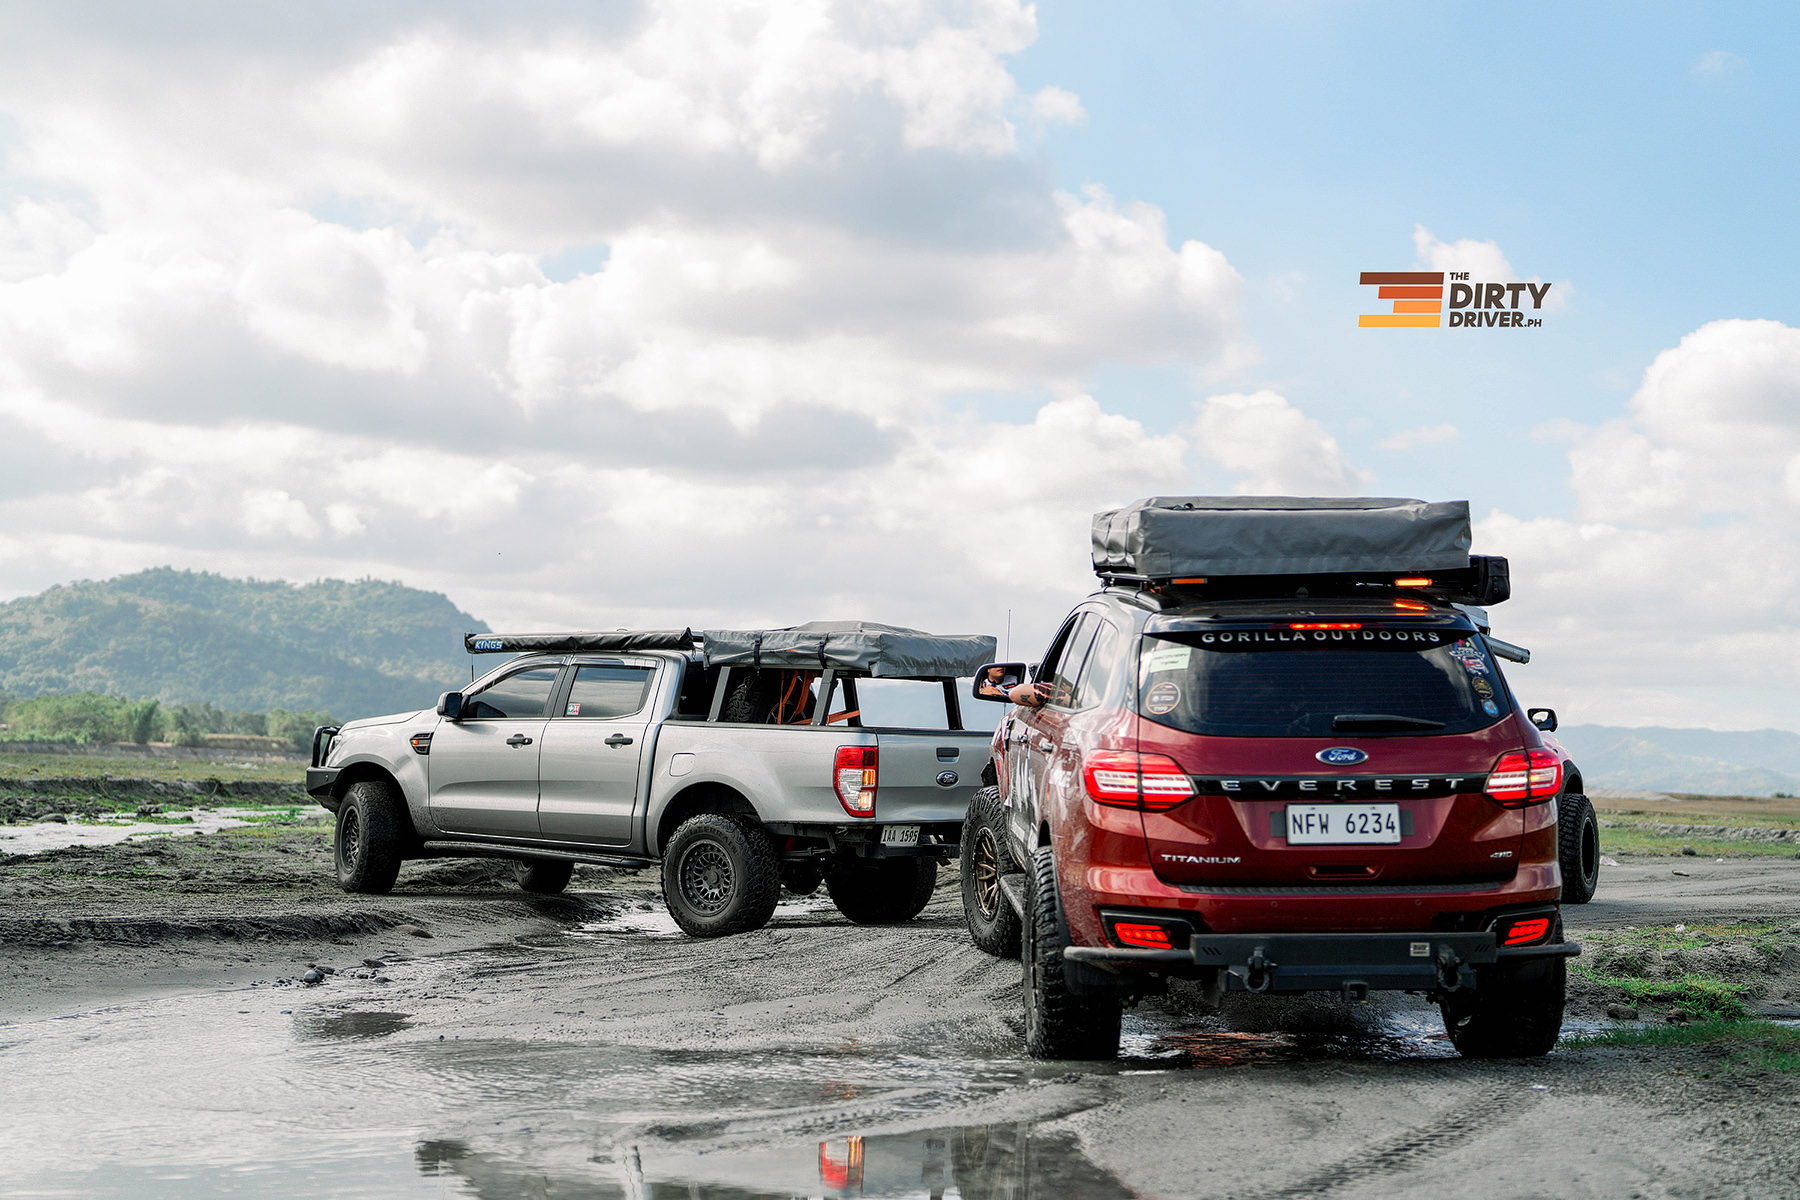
[2,821,1798,1198]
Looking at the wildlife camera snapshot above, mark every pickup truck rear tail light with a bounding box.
[833,746,877,817]
[1083,750,1196,811]
[1484,749,1562,806]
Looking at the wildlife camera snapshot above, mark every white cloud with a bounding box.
[1189,390,1371,496]
[1694,50,1745,75]
[1412,224,1569,312]
[1378,423,1459,452]
[1479,318,1800,729]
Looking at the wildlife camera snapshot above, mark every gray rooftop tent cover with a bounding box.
[699,621,997,679]
[1092,496,1473,579]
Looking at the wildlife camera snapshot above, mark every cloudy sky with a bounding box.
[0,1,1795,731]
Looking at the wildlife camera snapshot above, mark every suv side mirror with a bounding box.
[438,691,465,720]
[1527,707,1557,732]
[970,662,1028,702]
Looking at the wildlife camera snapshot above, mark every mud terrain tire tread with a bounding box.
[1023,846,1121,1060]
[1440,954,1566,1058]
[334,779,404,895]
[661,813,781,938]
[1558,792,1600,904]
[962,787,1022,957]
[514,859,574,895]
[826,857,938,924]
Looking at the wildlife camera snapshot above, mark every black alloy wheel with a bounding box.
[660,813,781,938]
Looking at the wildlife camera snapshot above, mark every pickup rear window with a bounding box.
[1138,628,1509,738]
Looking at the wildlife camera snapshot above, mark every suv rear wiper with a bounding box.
[1332,713,1446,731]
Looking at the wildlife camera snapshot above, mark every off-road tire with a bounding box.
[780,862,823,896]
[514,858,574,895]
[1440,954,1566,1058]
[826,857,938,924]
[721,673,778,723]
[962,787,1021,957]
[661,813,781,938]
[1023,846,1121,1060]
[334,779,404,895]
[1558,792,1600,904]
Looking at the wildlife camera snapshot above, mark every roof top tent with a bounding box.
[465,621,998,730]
[1090,496,1529,661]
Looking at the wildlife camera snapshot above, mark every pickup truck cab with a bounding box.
[961,497,1585,1059]
[307,622,996,937]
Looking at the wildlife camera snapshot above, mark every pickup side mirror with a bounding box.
[970,662,1029,702]
[437,691,465,720]
[1527,707,1557,732]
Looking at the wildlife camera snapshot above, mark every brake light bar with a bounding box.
[1394,577,1432,587]
[1083,750,1196,811]
[1502,916,1552,946]
[1289,622,1362,630]
[1484,749,1562,806]
[833,746,877,817]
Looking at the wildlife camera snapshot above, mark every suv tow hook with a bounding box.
[1244,946,1276,993]
[1435,944,1467,991]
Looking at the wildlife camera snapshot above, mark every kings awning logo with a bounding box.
[1359,271,1552,329]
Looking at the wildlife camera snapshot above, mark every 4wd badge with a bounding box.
[1316,747,1369,766]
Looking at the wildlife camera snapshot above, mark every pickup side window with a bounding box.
[465,666,559,720]
[562,665,655,719]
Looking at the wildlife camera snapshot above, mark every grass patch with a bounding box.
[1564,1019,1800,1072]
[1591,921,1791,953]
[0,751,303,784]
[1599,825,1800,857]
[1574,972,1754,1019]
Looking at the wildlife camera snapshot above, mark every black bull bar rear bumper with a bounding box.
[1062,933,1580,995]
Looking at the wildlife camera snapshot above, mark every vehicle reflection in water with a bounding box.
[416,1122,1136,1200]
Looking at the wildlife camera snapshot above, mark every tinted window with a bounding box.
[467,666,559,719]
[1075,620,1123,709]
[1045,615,1097,709]
[563,665,655,719]
[1138,629,1507,737]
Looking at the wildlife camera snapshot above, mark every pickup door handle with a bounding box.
[604,734,634,748]
[506,734,533,747]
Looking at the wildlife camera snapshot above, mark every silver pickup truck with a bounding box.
[305,622,997,937]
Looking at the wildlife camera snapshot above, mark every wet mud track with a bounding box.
[4,842,1800,1197]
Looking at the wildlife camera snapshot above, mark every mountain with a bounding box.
[0,569,489,720]
[1554,725,1800,797]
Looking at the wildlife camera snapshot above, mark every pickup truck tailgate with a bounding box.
[873,729,993,822]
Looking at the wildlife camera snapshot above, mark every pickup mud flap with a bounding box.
[1064,933,1576,997]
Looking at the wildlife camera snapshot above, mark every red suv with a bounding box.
[962,584,1583,1060]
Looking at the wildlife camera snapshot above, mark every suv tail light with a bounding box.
[1484,749,1562,806]
[1102,911,1193,949]
[1083,750,1196,811]
[833,746,877,817]
[1501,915,1553,946]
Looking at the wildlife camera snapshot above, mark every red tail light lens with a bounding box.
[1288,622,1362,630]
[833,746,877,817]
[1503,916,1552,946]
[1083,751,1196,811]
[1484,749,1562,806]
[1113,922,1174,949]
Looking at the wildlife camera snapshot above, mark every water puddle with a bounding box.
[300,1010,415,1039]
[572,893,839,940]
[0,806,325,855]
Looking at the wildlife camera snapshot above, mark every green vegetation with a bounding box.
[1564,1020,1800,1073]
[0,750,303,783]
[1572,921,1794,1020]
[1599,820,1800,857]
[0,692,331,751]
[0,567,487,720]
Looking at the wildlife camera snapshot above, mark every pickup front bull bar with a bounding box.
[1063,932,1579,995]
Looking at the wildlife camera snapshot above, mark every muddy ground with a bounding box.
[4,814,1800,1199]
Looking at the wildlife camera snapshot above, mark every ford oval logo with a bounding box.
[936,770,959,787]
[1316,747,1368,766]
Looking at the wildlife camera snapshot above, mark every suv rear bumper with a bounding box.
[1064,931,1578,995]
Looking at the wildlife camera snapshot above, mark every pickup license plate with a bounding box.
[880,825,920,846]
[1285,804,1401,845]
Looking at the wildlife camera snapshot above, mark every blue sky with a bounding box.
[0,1,1793,729]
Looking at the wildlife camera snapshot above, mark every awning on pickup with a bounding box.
[699,621,996,679]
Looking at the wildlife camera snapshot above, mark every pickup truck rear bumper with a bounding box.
[1062,931,1579,995]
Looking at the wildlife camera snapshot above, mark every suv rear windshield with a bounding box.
[1138,627,1509,737]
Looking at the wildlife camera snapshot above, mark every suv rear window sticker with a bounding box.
[1145,681,1182,714]
[1145,644,1191,672]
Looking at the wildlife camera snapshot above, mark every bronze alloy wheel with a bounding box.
[678,839,735,915]
[973,824,1002,919]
